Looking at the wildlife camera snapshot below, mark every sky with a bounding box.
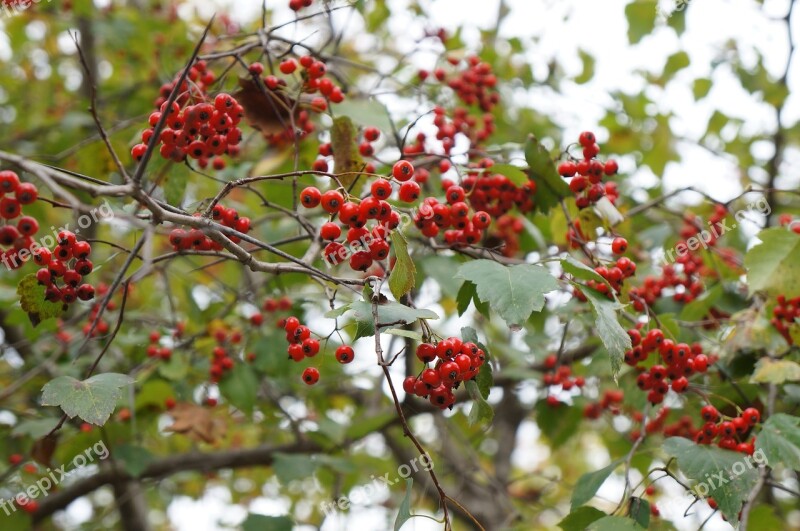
[2,0,798,530]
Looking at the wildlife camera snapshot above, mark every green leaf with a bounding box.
[625,0,658,44]
[750,358,800,384]
[745,228,800,299]
[11,418,60,438]
[346,301,438,340]
[558,507,607,531]
[587,516,644,531]
[384,328,423,341]
[570,459,623,510]
[389,231,416,300]
[663,437,759,525]
[272,453,319,486]
[628,497,650,528]
[456,259,559,329]
[41,373,134,426]
[219,363,259,414]
[466,380,493,425]
[114,444,155,477]
[456,281,476,316]
[580,287,631,379]
[17,273,64,326]
[679,284,723,321]
[693,78,713,100]
[525,135,571,214]
[755,413,800,470]
[575,49,595,84]
[163,170,187,206]
[535,399,583,446]
[242,514,293,531]
[134,380,175,410]
[394,478,413,531]
[491,163,528,187]
[663,51,690,79]
[746,505,785,531]
[561,256,607,286]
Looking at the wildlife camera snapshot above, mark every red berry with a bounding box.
[302,367,320,385]
[319,222,342,241]
[604,160,619,175]
[0,170,20,193]
[16,216,38,236]
[279,59,297,75]
[392,160,414,182]
[364,127,380,142]
[416,343,436,363]
[558,161,577,177]
[742,407,760,425]
[248,62,264,75]
[0,197,21,219]
[300,186,322,208]
[398,181,420,203]
[370,178,393,199]
[302,337,320,357]
[701,405,720,423]
[335,345,354,364]
[320,190,345,213]
[611,237,628,255]
[15,182,38,204]
[578,131,596,148]
[132,143,147,161]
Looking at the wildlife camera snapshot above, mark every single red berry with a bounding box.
[604,160,619,175]
[558,161,577,177]
[416,343,436,363]
[0,197,21,219]
[398,181,420,203]
[742,407,760,425]
[302,367,320,385]
[279,59,297,75]
[701,405,720,423]
[335,345,354,364]
[16,216,39,236]
[248,62,264,75]
[320,190,345,213]
[0,170,20,193]
[611,237,628,254]
[131,143,147,161]
[319,222,342,241]
[392,160,414,182]
[364,127,380,142]
[371,178,393,199]
[15,182,38,204]
[578,131,596,147]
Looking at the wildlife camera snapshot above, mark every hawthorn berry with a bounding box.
[392,160,414,182]
[335,345,354,364]
[302,367,320,385]
[320,190,345,213]
[399,181,421,203]
[611,237,628,255]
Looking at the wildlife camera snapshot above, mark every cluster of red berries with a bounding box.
[694,405,760,455]
[275,316,322,385]
[145,330,173,361]
[301,161,416,272]
[624,328,715,405]
[34,230,96,306]
[267,54,344,146]
[81,283,115,336]
[133,61,243,169]
[168,204,252,251]
[402,337,486,410]
[573,246,637,301]
[249,295,293,325]
[288,0,313,11]
[541,354,585,406]
[582,389,625,419]
[557,131,618,209]
[208,326,244,382]
[0,170,40,269]
[460,158,536,218]
[771,294,800,345]
[413,186,492,248]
